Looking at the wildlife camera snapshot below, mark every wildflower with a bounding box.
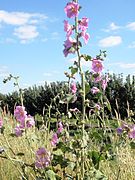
[51,133,58,147]
[14,106,27,122]
[71,82,77,94]
[128,125,135,139]
[26,115,35,128]
[116,127,123,135]
[102,75,110,90]
[92,59,103,73]
[79,17,89,31]
[81,31,90,44]
[0,118,3,128]
[57,122,63,134]
[64,2,80,18]
[35,148,51,169]
[91,87,100,94]
[63,37,76,57]
[14,125,24,137]
[64,20,73,37]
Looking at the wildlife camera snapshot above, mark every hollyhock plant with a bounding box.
[92,59,103,73]
[79,17,89,31]
[128,125,135,139]
[57,122,63,134]
[35,148,51,169]
[26,115,35,128]
[63,37,76,57]
[81,31,90,44]
[51,133,59,147]
[14,106,27,122]
[91,87,100,94]
[0,118,3,128]
[71,81,77,94]
[64,20,73,37]
[64,2,80,18]
[14,125,24,137]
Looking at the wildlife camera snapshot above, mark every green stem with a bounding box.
[74,1,86,178]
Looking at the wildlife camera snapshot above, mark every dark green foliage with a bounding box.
[0,74,135,119]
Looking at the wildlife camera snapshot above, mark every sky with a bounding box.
[0,0,135,94]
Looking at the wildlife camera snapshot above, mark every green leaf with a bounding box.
[46,170,56,180]
[83,55,92,61]
[53,149,63,156]
[69,66,78,75]
[130,142,135,149]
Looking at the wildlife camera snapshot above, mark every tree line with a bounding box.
[0,73,135,120]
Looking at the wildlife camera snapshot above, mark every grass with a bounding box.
[0,110,135,179]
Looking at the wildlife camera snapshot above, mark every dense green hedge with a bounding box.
[0,74,135,120]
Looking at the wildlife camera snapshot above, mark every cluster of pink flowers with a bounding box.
[71,81,77,94]
[51,121,64,147]
[63,1,90,57]
[117,123,135,139]
[0,117,3,128]
[35,147,51,169]
[14,106,35,136]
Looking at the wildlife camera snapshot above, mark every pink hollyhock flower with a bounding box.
[81,31,90,44]
[57,122,63,134]
[128,125,135,139]
[92,59,103,73]
[102,80,108,91]
[92,73,102,83]
[64,2,80,18]
[64,20,73,37]
[102,75,110,91]
[71,82,77,94]
[14,125,24,137]
[51,133,58,147]
[0,118,3,128]
[35,148,51,169]
[91,87,100,94]
[79,17,89,31]
[14,106,27,122]
[63,37,76,57]
[26,115,35,128]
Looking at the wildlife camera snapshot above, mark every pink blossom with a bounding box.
[63,37,76,57]
[57,122,63,134]
[128,125,135,139]
[51,133,58,147]
[71,82,77,94]
[102,75,110,90]
[79,17,89,31]
[81,31,90,44]
[64,20,73,37]
[64,2,80,18]
[26,115,35,128]
[91,87,100,94]
[14,125,24,137]
[0,118,3,128]
[35,148,51,169]
[14,106,27,123]
[92,59,103,73]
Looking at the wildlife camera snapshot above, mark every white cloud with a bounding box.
[103,22,120,32]
[0,10,47,26]
[98,36,122,47]
[128,41,135,48]
[108,62,135,69]
[126,22,135,31]
[14,25,39,43]
[119,63,135,69]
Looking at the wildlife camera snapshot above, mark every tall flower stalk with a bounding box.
[64,0,90,178]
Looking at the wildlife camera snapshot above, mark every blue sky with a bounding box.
[0,0,135,94]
